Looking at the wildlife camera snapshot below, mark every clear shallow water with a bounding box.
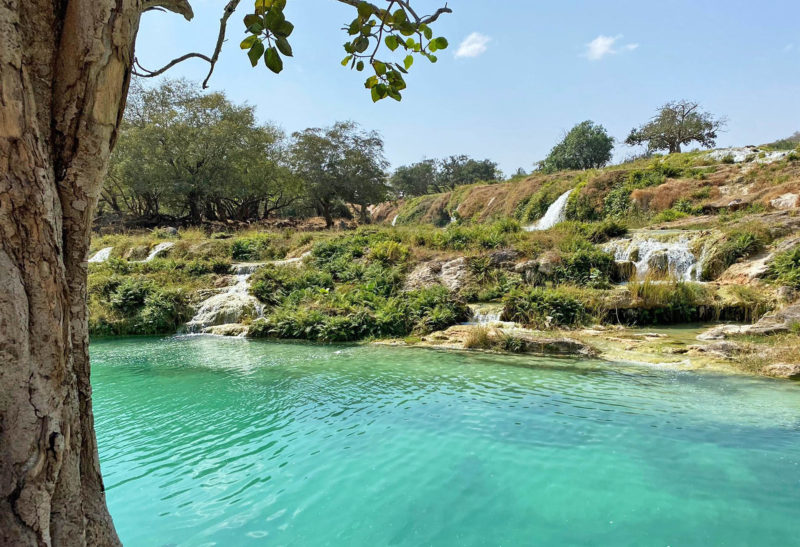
[91,336,800,546]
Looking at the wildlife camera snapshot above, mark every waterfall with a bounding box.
[184,254,309,334]
[143,241,175,262]
[523,190,573,232]
[185,268,264,333]
[88,247,113,263]
[603,231,707,281]
[466,304,517,327]
[391,214,399,227]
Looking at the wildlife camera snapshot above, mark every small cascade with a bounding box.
[523,189,573,232]
[604,231,708,281]
[143,241,175,262]
[88,247,113,263]
[185,266,264,333]
[391,214,399,227]
[466,303,517,328]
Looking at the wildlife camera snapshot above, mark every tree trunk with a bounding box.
[0,1,190,545]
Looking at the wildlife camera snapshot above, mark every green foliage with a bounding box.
[653,209,688,223]
[239,0,452,102]
[390,155,500,196]
[231,234,288,261]
[626,280,712,324]
[109,278,151,315]
[369,240,410,265]
[552,248,615,288]
[625,100,725,153]
[249,265,334,306]
[702,225,771,280]
[538,121,614,173]
[767,245,800,288]
[502,287,588,328]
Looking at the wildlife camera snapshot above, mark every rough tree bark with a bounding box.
[0,1,190,545]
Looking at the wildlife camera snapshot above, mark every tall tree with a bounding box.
[104,79,299,224]
[0,2,450,545]
[434,155,500,191]
[625,100,726,154]
[290,121,387,228]
[389,159,438,197]
[538,120,614,173]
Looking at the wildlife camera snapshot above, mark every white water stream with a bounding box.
[523,190,573,231]
[88,247,113,263]
[143,241,175,262]
[603,231,710,281]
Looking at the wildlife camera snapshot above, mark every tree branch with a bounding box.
[336,0,451,24]
[133,0,240,88]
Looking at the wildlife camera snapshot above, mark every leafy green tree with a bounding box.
[538,120,614,173]
[290,121,388,228]
[104,79,300,223]
[389,159,437,197]
[434,155,501,191]
[625,100,726,154]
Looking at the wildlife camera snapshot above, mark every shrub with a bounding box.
[552,248,615,287]
[653,208,688,223]
[702,226,771,280]
[464,327,492,349]
[231,234,287,261]
[138,289,189,334]
[586,219,627,243]
[502,288,587,328]
[626,279,712,324]
[109,278,151,315]
[369,241,410,265]
[768,245,800,288]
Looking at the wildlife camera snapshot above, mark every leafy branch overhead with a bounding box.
[135,0,451,102]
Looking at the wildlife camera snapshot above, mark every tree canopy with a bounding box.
[290,121,389,227]
[389,155,500,197]
[538,120,614,173]
[104,79,300,224]
[625,100,726,154]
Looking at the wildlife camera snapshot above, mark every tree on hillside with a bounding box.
[625,100,726,154]
[104,79,300,224]
[389,155,500,196]
[434,155,501,191]
[0,1,451,544]
[390,160,438,197]
[290,122,388,228]
[538,120,614,173]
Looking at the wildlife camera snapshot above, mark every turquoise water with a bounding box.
[91,336,800,546]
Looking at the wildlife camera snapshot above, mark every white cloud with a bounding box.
[455,32,491,58]
[785,43,795,52]
[585,34,638,61]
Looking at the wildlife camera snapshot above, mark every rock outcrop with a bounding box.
[404,257,470,292]
[698,301,800,339]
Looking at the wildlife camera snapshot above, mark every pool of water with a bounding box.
[91,336,800,546]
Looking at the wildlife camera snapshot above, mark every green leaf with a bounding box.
[403,55,413,70]
[243,14,261,28]
[356,60,364,72]
[364,75,379,88]
[433,37,448,50]
[264,46,283,73]
[373,61,386,75]
[392,9,407,25]
[264,9,285,31]
[421,24,433,40]
[276,20,294,37]
[341,55,353,66]
[276,36,293,57]
[247,41,265,67]
[354,36,369,53]
[385,35,399,51]
[348,20,360,35]
[357,1,373,19]
[240,35,258,50]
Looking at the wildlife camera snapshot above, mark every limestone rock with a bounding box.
[487,249,520,269]
[612,260,636,282]
[770,193,799,210]
[404,261,443,291]
[536,251,562,277]
[440,258,468,291]
[763,363,800,380]
[698,301,800,339]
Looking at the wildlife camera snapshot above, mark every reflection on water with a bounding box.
[91,336,800,546]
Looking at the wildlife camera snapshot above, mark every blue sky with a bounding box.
[135,0,800,174]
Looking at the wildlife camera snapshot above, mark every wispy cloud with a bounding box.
[455,32,491,58]
[584,34,638,61]
[785,43,795,52]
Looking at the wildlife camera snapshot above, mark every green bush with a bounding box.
[768,246,800,288]
[702,226,771,280]
[369,241,410,265]
[502,288,587,328]
[138,289,189,334]
[231,234,287,261]
[552,248,615,287]
[109,277,151,315]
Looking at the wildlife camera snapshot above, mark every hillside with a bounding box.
[87,146,800,379]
